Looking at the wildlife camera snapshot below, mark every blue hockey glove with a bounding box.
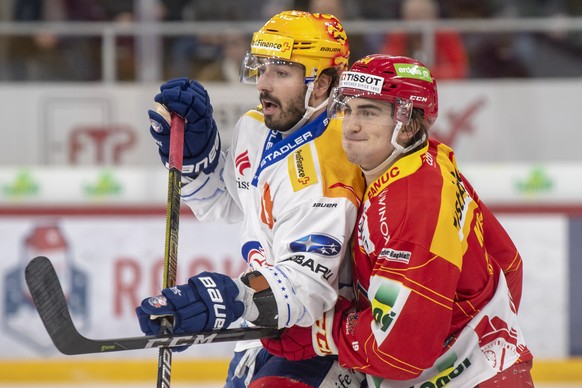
[149,78,221,176]
[136,272,244,340]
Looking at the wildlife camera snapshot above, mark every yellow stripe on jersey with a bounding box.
[364,143,428,201]
[244,109,264,122]
[430,143,478,269]
[315,118,365,207]
[288,144,318,191]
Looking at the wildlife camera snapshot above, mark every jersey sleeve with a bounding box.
[461,173,524,308]
[180,118,245,223]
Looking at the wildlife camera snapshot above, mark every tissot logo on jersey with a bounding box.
[289,233,342,257]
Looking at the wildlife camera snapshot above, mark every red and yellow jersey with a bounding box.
[337,139,532,387]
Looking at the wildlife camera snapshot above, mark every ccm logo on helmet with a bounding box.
[410,95,428,102]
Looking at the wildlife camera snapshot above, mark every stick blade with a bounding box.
[25,256,83,355]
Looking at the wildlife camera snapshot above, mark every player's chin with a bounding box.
[342,142,364,165]
[342,138,365,152]
[264,115,293,132]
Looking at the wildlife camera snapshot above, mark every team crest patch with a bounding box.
[241,240,267,268]
[147,295,168,308]
[289,234,341,256]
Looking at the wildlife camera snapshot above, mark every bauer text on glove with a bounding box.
[136,271,244,340]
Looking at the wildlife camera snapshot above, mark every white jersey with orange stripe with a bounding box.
[181,109,365,329]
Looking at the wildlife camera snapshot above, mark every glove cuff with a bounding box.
[182,129,221,176]
[312,308,339,356]
[233,276,259,322]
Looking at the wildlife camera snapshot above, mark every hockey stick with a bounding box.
[24,256,281,355]
[156,112,185,387]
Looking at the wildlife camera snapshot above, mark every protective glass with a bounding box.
[239,51,305,85]
[328,87,413,126]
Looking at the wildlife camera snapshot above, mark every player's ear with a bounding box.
[312,73,332,100]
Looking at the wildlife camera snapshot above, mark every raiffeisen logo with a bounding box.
[251,39,283,51]
[394,64,433,82]
[250,33,293,59]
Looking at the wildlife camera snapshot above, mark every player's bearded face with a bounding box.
[257,62,307,132]
[260,90,305,132]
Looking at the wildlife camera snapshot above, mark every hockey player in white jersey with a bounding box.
[136,10,366,387]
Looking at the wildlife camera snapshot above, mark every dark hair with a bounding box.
[321,67,341,96]
[388,104,429,151]
[408,108,430,148]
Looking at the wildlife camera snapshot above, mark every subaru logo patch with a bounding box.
[289,234,341,256]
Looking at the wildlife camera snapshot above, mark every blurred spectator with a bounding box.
[196,29,250,82]
[504,0,582,77]
[381,0,469,80]
[7,0,67,81]
[464,0,582,78]
[7,0,106,81]
[355,0,400,20]
[160,0,263,80]
[469,33,530,78]
[0,2,13,80]
[437,0,531,78]
[102,0,136,81]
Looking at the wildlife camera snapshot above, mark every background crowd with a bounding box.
[0,0,581,81]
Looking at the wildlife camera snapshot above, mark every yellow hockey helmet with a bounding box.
[241,10,350,84]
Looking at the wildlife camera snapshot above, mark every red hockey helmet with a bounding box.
[330,54,438,126]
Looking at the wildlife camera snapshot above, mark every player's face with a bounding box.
[256,62,307,132]
[341,98,395,170]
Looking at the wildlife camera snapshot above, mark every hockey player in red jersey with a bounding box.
[263,54,534,387]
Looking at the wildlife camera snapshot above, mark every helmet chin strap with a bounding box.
[361,121,427,183]
[285,82,329,135]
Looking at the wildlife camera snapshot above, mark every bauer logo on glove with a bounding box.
[136,271,245,342]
